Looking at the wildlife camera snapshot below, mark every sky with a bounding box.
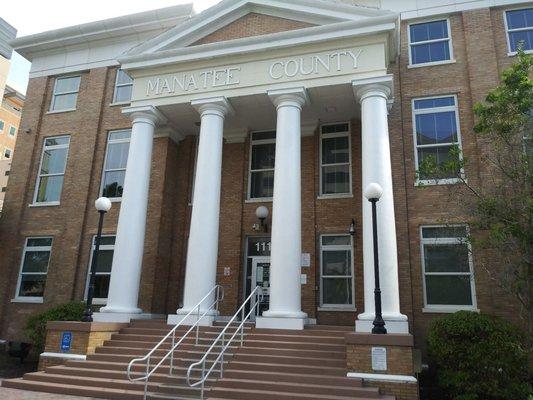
[3,0,223,94]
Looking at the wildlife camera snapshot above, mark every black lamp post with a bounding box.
[82,197,112,323]
[364,183,387,335]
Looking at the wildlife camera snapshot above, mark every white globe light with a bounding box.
[364,183,383,200]
[255,206,269,220]
[95,197,112,212]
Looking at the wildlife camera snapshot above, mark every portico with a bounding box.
[93,0,408,333]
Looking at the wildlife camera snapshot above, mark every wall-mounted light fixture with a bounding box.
[349,218,356,236]
[253,206,269,232]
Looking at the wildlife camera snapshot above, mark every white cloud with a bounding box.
[5,0,223,93]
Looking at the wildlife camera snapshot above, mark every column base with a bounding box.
[167,314,215,326]
[256,311,308,330]
[355,319,409,334]
[93,311,153,323]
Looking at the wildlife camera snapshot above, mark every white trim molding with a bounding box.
[347,372,418,384]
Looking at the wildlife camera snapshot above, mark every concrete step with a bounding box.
[221,369,363,387]
[221,360,346,376]
[232,352,346,368]
[209,386,394,400]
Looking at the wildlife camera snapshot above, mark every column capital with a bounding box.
[122,105,167,126]
[191,96,234,118]
[352,75,394,103]
[268,87,310,110]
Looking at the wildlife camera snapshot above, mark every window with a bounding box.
[421,226,476,311]
[1,187,6,193]
[15,237,53,300]
[101,130,131,199]
[113,69,133,104]
[5,170,9,176]
[8,125,16,137]
[34,136,70,204]
[409,19,453,66]
[320,235,355,308]
[3,148,12,159]
[85,235,115,303]
[413,95,462,182]
[50,75,81,112]
[248,131,276,200]
[320,123,351,196]
[0,120,4,132]
[505,8,533,53]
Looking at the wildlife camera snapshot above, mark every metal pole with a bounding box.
[370,198,387,334]
[82,210,106,322]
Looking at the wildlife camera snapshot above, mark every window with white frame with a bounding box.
[4,148,12,159]
[85,235,115,303]
[413,95,462,182]
[320,123,351,196]
[248,131,276,200]
[34,136,70,204]
[320,235,355,308]
[101,130,131,199]
[8,125,16,137]
[505,8,533,53]
[16,237,53,299]
[113,69,133,104]
[409,19,452,65]
[0,120,4,132]
[421,226,476,310]
[50,75,81,112]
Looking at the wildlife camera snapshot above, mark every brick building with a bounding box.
[0,0,531,374]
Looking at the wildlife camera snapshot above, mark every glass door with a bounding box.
[251,257,270,317]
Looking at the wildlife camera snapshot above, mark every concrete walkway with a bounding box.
[0,383,97,400]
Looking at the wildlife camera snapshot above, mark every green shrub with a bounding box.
[25,301,85,353]
[428,311,532,400]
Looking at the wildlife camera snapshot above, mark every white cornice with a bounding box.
[10,4,194,60]
[120,15,398,71]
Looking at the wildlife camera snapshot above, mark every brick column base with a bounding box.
[345,333,419,400]
[38,321,127,370]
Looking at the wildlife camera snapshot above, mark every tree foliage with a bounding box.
[417,49,533,330]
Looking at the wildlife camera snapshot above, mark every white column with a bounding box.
[353,76,408,334]
[95,106,166,323]
[169,97,233,326]
[257,88,308,331]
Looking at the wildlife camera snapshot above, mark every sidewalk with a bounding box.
[0,383,97,400]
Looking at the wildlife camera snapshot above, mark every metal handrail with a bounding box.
[127,285,224,399]
[186,286,264,399]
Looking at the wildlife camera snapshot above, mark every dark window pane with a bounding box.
[102,171,125,198]
[509,30,533,52]
[426,275,473,305]
[506,9,533,30]
[105,142,129,170]
[93,249,114,273]
[251,131,275,141]
[27,238,52,247]
[410,20,448,42]
[415,97,455,109]
[323,250,351,276]
[422,226,468,238]
[323,278,352,305]
[18,274,47,297]
[251,143,275,170]
[418,146,458,179]
[424,243,470,273]
[322,136,349,164]
[411,43,431,64]
[322,123,349,134]
[45,137,69,147]
[40,148,68,175]
[250,170,274,199]
[37,176,64,202]
[93,275,110,299]
[428,41,451,62]
[22,251,51,273]
[322,236,351,246]
[435,111,457,143]
[322,165,350,194]
[95,236,116,246]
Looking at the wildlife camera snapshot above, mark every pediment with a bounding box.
[124,0,397,58]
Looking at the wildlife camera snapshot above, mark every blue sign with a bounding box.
[60,332,72,352]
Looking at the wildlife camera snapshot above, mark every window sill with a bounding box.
[408,59,456,69]
[415,178,464,187]
[245,198,273,204]
[317,307,357,312]
[422,306,479,314]
[46,108,77,115]
[317,194,353,200]
[109,102,131,107]
[11,297,44,304]
[508,49,533,57]
[29,202,60,208]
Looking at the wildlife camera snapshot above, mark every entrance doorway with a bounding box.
[244,237,271,318]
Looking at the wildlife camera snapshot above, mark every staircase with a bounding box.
[2,320,395,400]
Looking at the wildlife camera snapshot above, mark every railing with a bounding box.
[127,285,224,400]
[186,286,263,399]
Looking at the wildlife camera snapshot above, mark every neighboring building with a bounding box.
[0,85,24,211]
[0,18,18,212]
[0,0,530,360]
